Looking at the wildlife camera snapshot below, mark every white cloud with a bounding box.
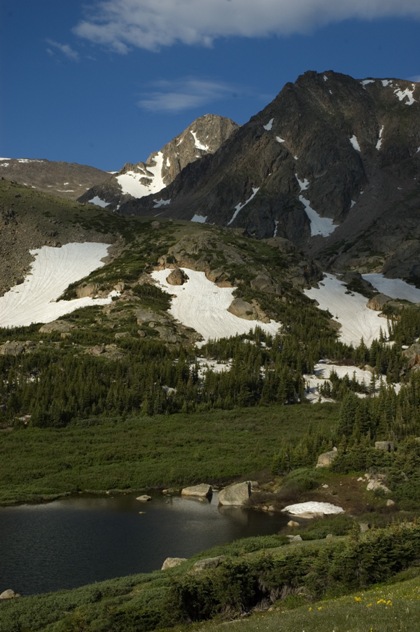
[74,0,420,52]
[46,39,79,61]
[137,78,238,112]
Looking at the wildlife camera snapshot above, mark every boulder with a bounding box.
[136,495,152,502]
[374,441,395,452]
[75,283,98,298]
[367,293,391,311]
[316,447,338,468]
[192,556,225,572]
[227,297,258,320]
[0,589,20,600]
[181,484,212,500]
[287,520,300,528]
[166,267,189,286]
[39,320,75,334]
[0,341,34,356]
[161,557,187,570]
[218,481,251,506]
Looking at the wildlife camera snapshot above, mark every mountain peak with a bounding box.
[79,114,239,210]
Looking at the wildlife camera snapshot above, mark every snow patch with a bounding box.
[362,273,420,303]
[323,74,328,82]
[305,274,389,346]
[276,136,285,143]
[296,175,309,191]
[273,220,279,238]
[376,125,384,151]
[191,214,207,223]
[299,195,336,237]
[17,158,44,163]
[0,243,114,328]
[361,79,375,86]
[282,501,344,516]
[394,86,416,105]
[117,151,165,198]
[349,135,361,152]
[263,118,274,131]
[151,268,280,345]
[191,130,209,151]
[381,79,392,87]
[88,196,110,208]
[153,198,171,208]
[227,187,260,226]
[196,357,231,379]
[0,162,10,167]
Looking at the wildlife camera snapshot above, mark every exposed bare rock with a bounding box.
[161,557,187,570]
[228,297,258,320]
[136,495,152,502]
[166,267,189,286]
[218,481,251,506]
[181,484,213,500]
[374,441,395,452]
[39,321,75,334]
[0,589,20,599]
[367,293,392,311]
[316,447,338,468]
[0,341,35,356]
[403,343,420,369]
[75,283,99,298]
[192,556,226,572]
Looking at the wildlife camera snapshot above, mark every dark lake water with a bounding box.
[0,492,288,596]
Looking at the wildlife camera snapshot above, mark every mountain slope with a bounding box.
[79,114,238,210]
[0,158,109,200]
[118,71,420,282]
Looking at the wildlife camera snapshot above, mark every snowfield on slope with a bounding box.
[0,242,114,328]
[362,273,420,303]
[304,274,388,347]
[151,268,280,344]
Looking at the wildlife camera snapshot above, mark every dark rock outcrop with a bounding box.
[118,71,420,279]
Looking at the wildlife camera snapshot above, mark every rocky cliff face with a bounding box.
[0,158,108,200]
[118,71,420,282]
[79,114,238,210]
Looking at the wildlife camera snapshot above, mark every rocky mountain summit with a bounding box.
[0,158,108,201]
[118,71,420,284]
[79,114,238,210]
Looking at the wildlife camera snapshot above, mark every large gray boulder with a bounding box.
[0,589,20,599]
[316,447,338,468]
[218,481,251,506]
[161,557,187,570]
[181,484,212,500]
[166,267,189,286]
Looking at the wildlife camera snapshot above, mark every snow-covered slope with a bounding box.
[151,268,280,344]
[0,243,115,328]
[304,274,388,347]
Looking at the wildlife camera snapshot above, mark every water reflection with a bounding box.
[0,492,287,596]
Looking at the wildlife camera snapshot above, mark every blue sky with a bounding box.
[1,0,419,171]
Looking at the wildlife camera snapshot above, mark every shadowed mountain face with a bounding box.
[118,71,420,283]
[78,114,239,210]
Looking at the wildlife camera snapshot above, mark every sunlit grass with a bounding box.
[199,574,420,632]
